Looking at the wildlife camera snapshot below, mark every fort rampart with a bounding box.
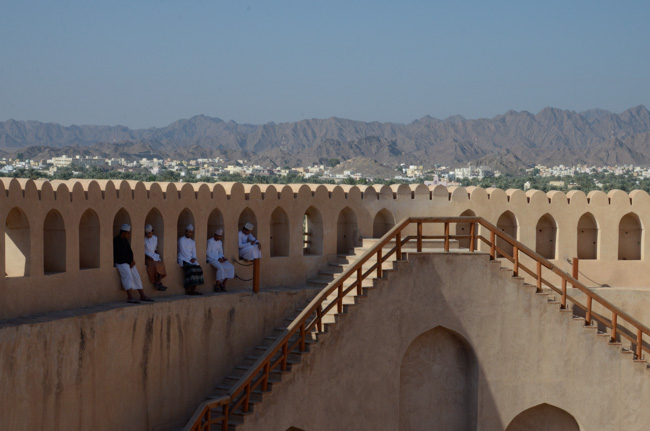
[1,178,649,321]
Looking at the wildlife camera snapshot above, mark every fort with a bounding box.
[1,178,650,430]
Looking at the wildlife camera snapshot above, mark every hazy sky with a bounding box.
[2,0,649,128]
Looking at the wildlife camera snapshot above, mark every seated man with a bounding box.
[113,224,153,304]
[144,224,167,291]
[239,222,262,261]
[207,228,235,292]
[177,224,204,295]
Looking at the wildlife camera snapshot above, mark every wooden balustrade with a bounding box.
[184,216,650,431]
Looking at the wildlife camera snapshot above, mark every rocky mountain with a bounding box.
[2,106,650,170]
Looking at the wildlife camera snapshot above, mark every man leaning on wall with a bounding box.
[113,224,154,304]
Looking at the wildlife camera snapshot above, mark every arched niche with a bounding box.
[496,211,518,259]
[399,326,478,431]
[113,208,132,238]
[303,206,323,256]
[577,212,598,260]
[238,208,258,236]
[177,208,196,242]
[506,403,580,431]
[5,207,31,277]
[44,209,66,274]
[619,212,642,260]
[372,209,395,238]
[145,208,165,259]
[79,209,100,269]
[456,209,476,249]
[207,208,224,239]
[337,207,359,255]
[535,213,557,260]
[270,207,290,257]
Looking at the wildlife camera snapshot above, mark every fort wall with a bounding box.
[1,178,649,320]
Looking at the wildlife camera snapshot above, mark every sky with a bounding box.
[1,0,649,129]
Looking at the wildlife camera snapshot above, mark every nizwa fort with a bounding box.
[3,177,650,431]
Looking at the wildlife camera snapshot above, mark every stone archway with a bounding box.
[535,213,557,259]
[506,403,580,431]
[372,209,395,238]
[577,212,598,260]
[618,212,642,260]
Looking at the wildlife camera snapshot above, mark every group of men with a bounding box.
[113,222,261,303]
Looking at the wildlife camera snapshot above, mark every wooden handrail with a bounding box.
[183,216,650,431]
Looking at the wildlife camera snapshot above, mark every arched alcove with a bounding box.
[535,213,557,259]
[43,209,66,274]
[79,209,100,269]
[619,212,642,260]
[145,208,165,259]
[399,327,478,431]
[270,207,290,257]
[238,208,258,236]
[5,207,30,277]
[177,208,196,246]
[577,212,598,260]
[372,209,395,238]
[456,209,476,249]
[496,211,518,259]
[506,403,580,431]
[113,208,132,238]
[303,206,323,256]
[337,207,359,255]
[207,208,225,239]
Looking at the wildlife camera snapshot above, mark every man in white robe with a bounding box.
[207,228,235,292]
[144,224,167,291]
[178,224,204,295]
[239,222,261,261]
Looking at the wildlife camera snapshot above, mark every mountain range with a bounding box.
[2,106,650,173]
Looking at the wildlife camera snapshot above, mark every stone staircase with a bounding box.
[190,237,460,430]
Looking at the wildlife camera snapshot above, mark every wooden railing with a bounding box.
[183,216,650,431]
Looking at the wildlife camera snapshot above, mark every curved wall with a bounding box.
[1,179,650,320]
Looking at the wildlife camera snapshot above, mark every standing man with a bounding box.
[238,222,262,261]
[207,228,235,292]
[178,224,204,295]
[144,224,167,291]
[114,224,153,304]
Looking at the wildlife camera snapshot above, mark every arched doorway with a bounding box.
[145,208,165,259]
[5,207,30,277]
[238,208,258,236]
[372,209,395,238]
[456,209,476,249]
[496,211,518,259]
[577,213,598,260]
[337,207,359,255]
[44,209,66,274]
[506,403,580,431]
[303,206,323,256]
[399,326,477,431]
[270,207,290,257]
[618,213,642,260]
[535,213,557,259]
[79,209,100,269]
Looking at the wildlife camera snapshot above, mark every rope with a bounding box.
[235,274,254,282]
[565,258,606,287]
[233,259,253,267]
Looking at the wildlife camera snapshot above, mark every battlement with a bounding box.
[1,178,649,320]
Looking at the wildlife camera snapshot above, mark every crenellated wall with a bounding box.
[2,178,649,320]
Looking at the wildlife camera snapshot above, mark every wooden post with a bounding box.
[444,222,450,252]
[637,328,643,360]
[417,222,422,252]
[337,284,343,313]
[356,267,362,295]
[396,231,402,260]
[561,278,567,309]
[243,383,251,412]
[222,404,229,431]
[572,257,579,280]
[611,312,618,343]
[317,306,323,332]
[536,261,542,293]
[281,342,288,370]
[490,231,496,259]
[513,246,519,276]
[586,296,592,326]
[262,362,270,391]
[469,222,475,252]
[377,249,382,278]
[253,258,260,293]
[300,324,306,352]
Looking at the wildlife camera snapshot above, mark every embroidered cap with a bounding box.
[121,224,131,232]
[145,224,153,233]
[244,222,254,231]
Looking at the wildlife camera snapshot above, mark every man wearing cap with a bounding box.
[144,224,167,291]
[177,224,204,295]
[239,222,261,261]
[113,224,154,304]
[207,228,235,292]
